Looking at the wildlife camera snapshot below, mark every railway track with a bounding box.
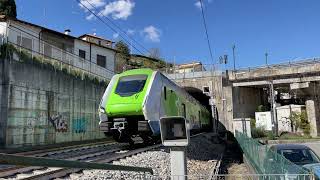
[0,133,209,180]
[0,142,125,179]
[3,143,161,180]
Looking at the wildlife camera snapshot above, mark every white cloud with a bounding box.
[194,1,202,9]
[86,13,96,20]
[113,33,119,39]
[142,26,161,42]
[79,0,106,10]
[127,29,135,35]
[100,0,135,20]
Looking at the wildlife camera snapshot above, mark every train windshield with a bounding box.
[115,75,148,97]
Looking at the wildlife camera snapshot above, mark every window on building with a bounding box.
[79,49,86,59]
[97,54,106,68]
[17,36,32,50]
[164,86,167,100]
[44,43,52,57]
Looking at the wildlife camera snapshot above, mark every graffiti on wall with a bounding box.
[72,118,87,133]
[25,112,47,129]
[49,114,68,132]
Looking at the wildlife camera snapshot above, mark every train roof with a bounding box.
[118,68,155,77]
[117,69,209,112]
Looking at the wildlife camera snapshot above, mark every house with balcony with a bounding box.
[0,16,116,81]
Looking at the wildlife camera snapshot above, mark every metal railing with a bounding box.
[232,57,320,73]
[162,64,224,80]
[6,40,112,82]
[235,131,311,177]
[99,174,313,179]
[2,23,114,81]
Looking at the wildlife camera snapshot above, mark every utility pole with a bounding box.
[232,45,236,71]
[265,52,268,66]
[269,81,278,136]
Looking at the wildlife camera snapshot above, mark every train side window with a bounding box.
[164,86,167,100]
[182,103,186,118]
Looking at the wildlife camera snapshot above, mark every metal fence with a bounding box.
[235,131,311,176]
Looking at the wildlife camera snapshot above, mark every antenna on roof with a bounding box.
[64,29,71,35]
[43,7,46,26]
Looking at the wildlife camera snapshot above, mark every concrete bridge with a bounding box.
[168,58,320,137]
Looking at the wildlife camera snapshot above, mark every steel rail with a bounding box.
[0,143,122,178]
[19,144,161,180]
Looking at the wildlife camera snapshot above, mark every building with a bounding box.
[174,61,204,73]
[79,34,114,48]
[0,16,116,80]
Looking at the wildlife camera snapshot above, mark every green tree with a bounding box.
[0,0,17,18]
[289,110,310,136]
[114,40,130,73]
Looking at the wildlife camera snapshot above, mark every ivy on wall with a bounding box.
[0,43,109,85]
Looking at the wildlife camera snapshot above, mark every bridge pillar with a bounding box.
[306,100,319,137]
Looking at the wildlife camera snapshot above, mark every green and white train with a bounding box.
[99,68,211,144]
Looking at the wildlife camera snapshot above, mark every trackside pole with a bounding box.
[159,116,189,180]
[170,147,187,180]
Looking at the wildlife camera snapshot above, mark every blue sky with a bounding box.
[15,0,320,69]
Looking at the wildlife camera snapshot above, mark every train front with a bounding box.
[98,69,153,144]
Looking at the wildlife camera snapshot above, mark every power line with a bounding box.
[82,0,151,55]
[77,0,145,55]
[198,0,215,66]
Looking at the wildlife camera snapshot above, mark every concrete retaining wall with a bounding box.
[0,57,106,148]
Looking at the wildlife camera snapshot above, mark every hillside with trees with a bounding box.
[0,0,17,18]
[114,41,172,73]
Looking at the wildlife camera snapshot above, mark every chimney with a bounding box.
[64,29,71,35]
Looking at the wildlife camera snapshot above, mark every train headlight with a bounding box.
[99,107,108,123]
[99,107,105,114]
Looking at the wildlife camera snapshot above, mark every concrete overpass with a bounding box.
[167,58,320,137]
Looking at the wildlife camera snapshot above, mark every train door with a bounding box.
[182,103,186,118]
[198,110,202,128]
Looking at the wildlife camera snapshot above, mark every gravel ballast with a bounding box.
[68,133,224,180]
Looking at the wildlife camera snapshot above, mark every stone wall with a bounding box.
[0,56,107,148]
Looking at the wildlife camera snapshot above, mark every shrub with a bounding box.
[279,132,303,139]
[251,127,267,138]
[299,110,310,135]
[257,105,267,112]
[250,118,256,129]
[289,110,310,136]
[266,131,276,140]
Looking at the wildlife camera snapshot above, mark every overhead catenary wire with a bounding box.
[198,0,215,67]
[81,0,151,55]
[77,0,145,55]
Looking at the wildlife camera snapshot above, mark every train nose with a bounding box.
[106,103,142,116]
